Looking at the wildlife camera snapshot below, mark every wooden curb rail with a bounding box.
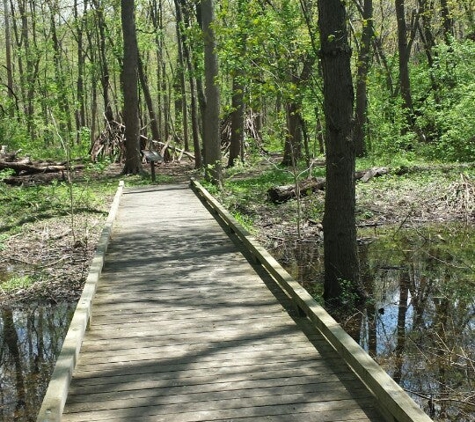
[36,181,125,422]
[190,178,433,422]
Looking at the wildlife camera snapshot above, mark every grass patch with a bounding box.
[1,275,35,292]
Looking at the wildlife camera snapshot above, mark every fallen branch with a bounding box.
[152,140,195,161]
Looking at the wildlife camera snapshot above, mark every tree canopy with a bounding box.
[0,0,473,163]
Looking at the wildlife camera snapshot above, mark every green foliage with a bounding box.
[413,39,475,161]
[0,178,116,235]
[1,275,35,292]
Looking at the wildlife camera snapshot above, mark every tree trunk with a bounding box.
[281,57,314,166]
[318,0,361,308]
[48,0,72,134]
[3,0,14,113]
[228,75,245,167]
[74,0,87,142]
[440,0,454,43]
[174,25,189,151]
[121,0,142,174]
[201,0,222,186]
[354,0,373,157]
[281,102,303,166]
[138,54,160,143]
[176,0,202,168]
[395,0,414,128]
[91,0,112,117]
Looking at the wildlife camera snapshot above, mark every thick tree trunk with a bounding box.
[201,0,222,186]
[318,0,361,308]
[121,0,142,174]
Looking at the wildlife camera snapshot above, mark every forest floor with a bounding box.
[1,158,475,308]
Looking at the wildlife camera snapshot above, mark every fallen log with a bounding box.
[355,166,388,182]
[0,160,85,176]
[268,177,326,203]
[3,173,66,186]
[267,166,388,203]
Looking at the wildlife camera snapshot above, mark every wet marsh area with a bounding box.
[271,223,475,421]
[1,163,475,421]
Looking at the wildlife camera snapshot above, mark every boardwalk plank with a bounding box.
[59,185,383,422]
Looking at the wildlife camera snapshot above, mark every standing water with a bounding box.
[271,223,475,422]
[0,303,75,421]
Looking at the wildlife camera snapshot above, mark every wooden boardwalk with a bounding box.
[38,183,432,422]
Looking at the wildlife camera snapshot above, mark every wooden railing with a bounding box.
[190,178,433,422]
[36,181,125,422]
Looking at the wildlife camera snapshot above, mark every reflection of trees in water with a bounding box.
[274,225,474,421]
[0,304,73,421]
[363,229,475,421]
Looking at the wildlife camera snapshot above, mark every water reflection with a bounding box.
[270,224,475,422]
[0,303,74,421]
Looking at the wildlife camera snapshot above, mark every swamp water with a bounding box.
[0,303,74,421]
[0,224,473,421]
[271,223,475,421]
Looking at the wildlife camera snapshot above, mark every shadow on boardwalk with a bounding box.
[58,185,383,421]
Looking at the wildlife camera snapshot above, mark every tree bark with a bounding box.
[91,0,112,117]
[395,0,415,128]
[228,75,245,167]
[354,0,373,157]
[201,0,222,186]
[138,54,160,143]
[74,0,87,142]
[121,0,142,174]
[440,0,454,43]
[3,0,14,112]
[318,0,361,308]
[176,0,202,168]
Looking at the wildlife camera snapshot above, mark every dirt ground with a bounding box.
[1,159,474,308]
[0,161,197,308]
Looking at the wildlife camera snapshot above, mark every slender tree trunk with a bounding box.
[318,0,361,308]
[138,55,160,142]
[121,0,142,174]
[281,57,314,166]
[282,101,303,166]
[74,0,87,142]
[3,0,14,113]
[201,0,222,186]
[175,0,202,167]
[48,0,72,133]
[354,0,373,157]
[174,27,189,151]
[395,0,415,128]
[91,0,111,117]
[229,75,245,167]
[440,0,454,43]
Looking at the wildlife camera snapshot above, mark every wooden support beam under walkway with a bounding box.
[37,182,432,422]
